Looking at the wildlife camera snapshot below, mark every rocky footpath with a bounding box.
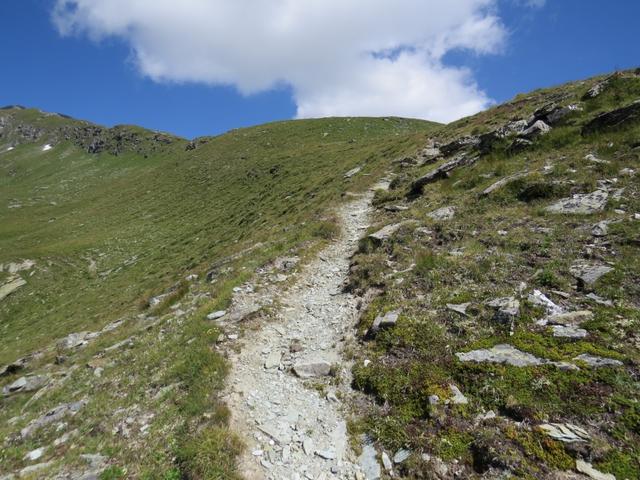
[221,193,376,480]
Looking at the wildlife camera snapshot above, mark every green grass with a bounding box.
[0,109,439,478]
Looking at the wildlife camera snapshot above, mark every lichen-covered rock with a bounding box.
[546,190,609,214]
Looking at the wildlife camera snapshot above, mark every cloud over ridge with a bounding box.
[53,0,508,122]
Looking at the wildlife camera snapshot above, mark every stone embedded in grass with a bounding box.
[368,222,410,245]
[546,310,593,326]
[369,310,400,334]
[2,374,49,397]
[449,384,469,404]
[552,325,588,339]
[545,190,609,214]
[21,399,87,438]
[570,262,614,287]
[393,449,411,464]
[573,354,623,368]
[520,120,551,139]
[206,310,227,320]
[293,361,332,378]
[446,303,471,316]
[591,220,611,237]
[538,423,590,443]
[57,331,100,350]
[486,297,520,323]
[0,277,27,301]
[0,357,29,377]
[481,172,529,196]
[456,344,577,370]
[427,206,456,221]
[576,459,616,480]
[585,153,610,164]
[529,289,563,316]
[344,166,362,179]
[582,99,640,135]
[24,447,45,461]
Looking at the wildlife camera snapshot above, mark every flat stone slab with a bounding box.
[576,460,616,480]
[293,361,332,378]
[206,310,227,320]
[2,375,49,397]
[368,222,412,244]
[456,344,577,370]
[552,325,588,339]
[546,190,609,214]
[0,277,27,301]
[573,353,623,368]
[447,303,471,316]
[359,443,381,480]
[570,262,613,286]
[539,423,590,443]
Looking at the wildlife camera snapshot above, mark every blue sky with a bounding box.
[1,1,638,139]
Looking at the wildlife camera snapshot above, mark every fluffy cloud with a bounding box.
[53,0,508,122]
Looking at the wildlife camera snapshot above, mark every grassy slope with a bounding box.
[349,71,640,478]
[0,110,439,478]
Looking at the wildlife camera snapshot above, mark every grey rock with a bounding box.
[456,344,579,371]
[80,454,108,469]
[18,462,54,477]
[446,303,470,316]
[370,310,400,333]
[3,374,49,396]
[383,204,409,213]
[586,293,613,306]
[545,104,583,125]
[359,444,381,480]
[547,311,593,326]
[582,99,640,135]
[449,384,469,405]
[508,137,533,154]
[546,190,609,214]
[591,221,610,237]
[481,172,529,196]
[0,357,28,377]
[585,153,610,164]
[427,206,455,221]
[573,354,623,368]
[381,452,393,472]
[293,361,332,378]
[428,394,440,405]
[457,344,543,367]
[409,153,479,196]
[21,399,87,438]
[24,447,45,461]
[344,166,362,179]
[57,331,99,350]
[303,438,314,456]
[521,120,551,138]
[570,262,613,287]
[552,325,588,339]
[393,449,411,464]
[440,136,481,156]
[0,277,26,301]
[575,460,616,480]
[368,222,409,244]
[315,449,336,460]
[529,289,563,316]
[486,297,520,323]
[206,310,227,320]
[539,423,590,443]
[264,351,282,369]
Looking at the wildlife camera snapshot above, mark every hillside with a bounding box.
[349,69,640,479]
[1,67,639,480]
[0,109,437,478]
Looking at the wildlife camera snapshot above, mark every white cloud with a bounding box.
[52,0,508,123]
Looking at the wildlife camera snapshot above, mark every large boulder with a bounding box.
[409,154,479,196]
[582,99,640,135]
